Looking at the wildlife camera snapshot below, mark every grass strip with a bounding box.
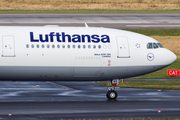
[124,29,180,36]
[98,81,180,90]
[1,9,180,13]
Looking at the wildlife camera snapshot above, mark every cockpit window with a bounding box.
[147,42,163,49]
[157,43,164,48]
[147,43,152,49]
[153,43,159,49]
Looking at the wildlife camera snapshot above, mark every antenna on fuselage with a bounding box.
[85,23,89,27]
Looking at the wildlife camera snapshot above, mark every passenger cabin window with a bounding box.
[153,43,159,49]
[108,45,111,49]
[67,45,70,48]
[93,45,96,49]
[26,44,105,50]
[37,44,39,48]
[83,45,86,49]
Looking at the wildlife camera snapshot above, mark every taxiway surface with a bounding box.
[1,13,180,29]
[0,80,180,120]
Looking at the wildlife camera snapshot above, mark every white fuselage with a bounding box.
[0,26,176,81]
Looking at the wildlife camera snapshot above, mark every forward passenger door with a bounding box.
[2,35,15,57]
[116,36,130,58]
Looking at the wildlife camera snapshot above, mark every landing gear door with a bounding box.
[116,36,130,58]
[2,35,15,57]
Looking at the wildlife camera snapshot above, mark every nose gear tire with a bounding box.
[106,90,117,100]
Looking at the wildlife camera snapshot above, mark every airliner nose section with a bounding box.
[167,50,177,65]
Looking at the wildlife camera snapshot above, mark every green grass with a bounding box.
[130,59,180,79]
[124,29,180,36]
[99,80,180,90]
[1,9,180,13]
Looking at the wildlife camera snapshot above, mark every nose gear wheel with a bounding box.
[106,90,117,100]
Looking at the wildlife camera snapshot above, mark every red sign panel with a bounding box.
[167,70,180,76]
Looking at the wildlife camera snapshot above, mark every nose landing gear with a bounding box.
[106,79,119,100]
[106,90,117,100]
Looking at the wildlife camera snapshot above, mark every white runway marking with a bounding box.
[46,81,76,90]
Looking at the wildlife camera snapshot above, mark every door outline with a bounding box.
[2,35,15,57]
[116,36,130,58]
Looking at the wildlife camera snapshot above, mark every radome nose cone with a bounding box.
[167,50,177,65]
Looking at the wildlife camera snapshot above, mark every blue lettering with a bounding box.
[30,32,110,43]
[91,35,100,43]
[72,34,81,43]
[82,35,91,43]
[30,32,39,42]
[101,35,110,43]
[56,33,61,42]
[39,34,48,42]
[62,32,71,42]
[49,32,54,42]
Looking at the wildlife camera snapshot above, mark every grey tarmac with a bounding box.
[0,13,180,29]
[0,80,180,120]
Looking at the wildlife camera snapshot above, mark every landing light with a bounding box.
[158,109,161,113]
[157,89,161,92]
[8,113,12,116]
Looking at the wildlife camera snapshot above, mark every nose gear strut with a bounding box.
[106,79,119,100]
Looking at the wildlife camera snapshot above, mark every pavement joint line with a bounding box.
[46,81,76,90]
